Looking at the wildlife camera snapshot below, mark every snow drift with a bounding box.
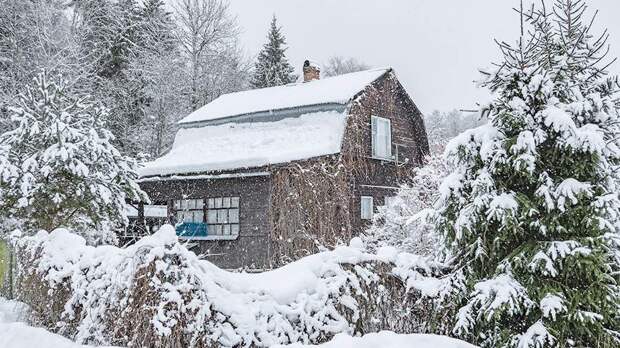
[12,225,451,347]
[275,331,477,348]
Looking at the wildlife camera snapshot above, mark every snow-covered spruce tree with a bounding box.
[250,15,296,89]
[0,72,147,243]
[436,1,620,346]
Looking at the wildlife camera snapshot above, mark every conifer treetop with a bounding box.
[250,15,297,89]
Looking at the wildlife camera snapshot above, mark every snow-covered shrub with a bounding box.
[13,226,450,347]
[364,155,449,257]
[0,72,147,244]
[436,1,620,346]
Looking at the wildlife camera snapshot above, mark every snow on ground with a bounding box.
[0,297,119,348]
[178,68,389,124]
[275,331,477,348]
[140,111,348,177]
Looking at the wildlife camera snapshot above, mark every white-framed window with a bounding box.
[206,197,240,236]
[361,196,374,220]
[371,116,392,160]
[173,197,240,238]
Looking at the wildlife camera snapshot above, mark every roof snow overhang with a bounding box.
[178,103,348,128]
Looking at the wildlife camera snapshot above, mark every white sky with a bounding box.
[228,0,620,114]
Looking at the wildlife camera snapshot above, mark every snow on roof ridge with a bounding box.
[178,67,391,125]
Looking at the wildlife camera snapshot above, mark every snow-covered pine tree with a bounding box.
[436,0,620,346]
[250,15,296,89]
[0,72,147,243]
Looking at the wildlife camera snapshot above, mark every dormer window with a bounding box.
[371,116,392,160]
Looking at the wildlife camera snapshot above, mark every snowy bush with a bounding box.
[0,72,147,244]
[364,155,449,257]
[13,225,451,347]
[436,1,620,346]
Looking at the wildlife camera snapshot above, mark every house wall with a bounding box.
[139,175,272,269]
[342,71,429,233]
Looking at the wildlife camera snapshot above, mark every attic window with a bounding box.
[371,116,392,160]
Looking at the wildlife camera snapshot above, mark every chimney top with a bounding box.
[303,60,320,82]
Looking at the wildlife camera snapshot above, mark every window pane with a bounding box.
[174,200,180,210]
[231,197,240,208]
[231,224,240,235]
[189,200,196,210]
[222,197,230,208]
[378,120,388,157]
[214,198,222,208]
[377,119,386,136]
[207,210,217,223]
[229,209,239,223]
[176,211,183,222]
[181,200,188,210]
[211,225,222,235]
[217,209,227,223]
[196,199,204,209]
[183,212,193,223]
[194,211,204,223]
[208,198,215,209]
[222,224,231,235]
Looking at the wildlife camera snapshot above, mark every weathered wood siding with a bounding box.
[342,71,429,233]
[139,175,272,269]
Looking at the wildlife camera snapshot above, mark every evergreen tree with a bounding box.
[250,15,296,89]
[0,72,147,243]
[436,1,620,346]
[138,0,177,54]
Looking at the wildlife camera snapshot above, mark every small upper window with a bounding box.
[371,116,392,160]
[361,196,374,220]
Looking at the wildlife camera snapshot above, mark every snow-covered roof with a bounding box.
[178,68,390,125]
[140,111,347,177]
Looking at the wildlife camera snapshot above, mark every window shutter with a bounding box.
[371,116,378,157]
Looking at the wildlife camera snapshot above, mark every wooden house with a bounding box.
[137,61,429,269]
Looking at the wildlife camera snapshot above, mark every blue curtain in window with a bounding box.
[176,223,208,238]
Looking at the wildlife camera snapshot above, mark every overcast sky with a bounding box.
[228,0,620,114]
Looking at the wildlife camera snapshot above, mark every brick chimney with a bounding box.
[303,60,320,82]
